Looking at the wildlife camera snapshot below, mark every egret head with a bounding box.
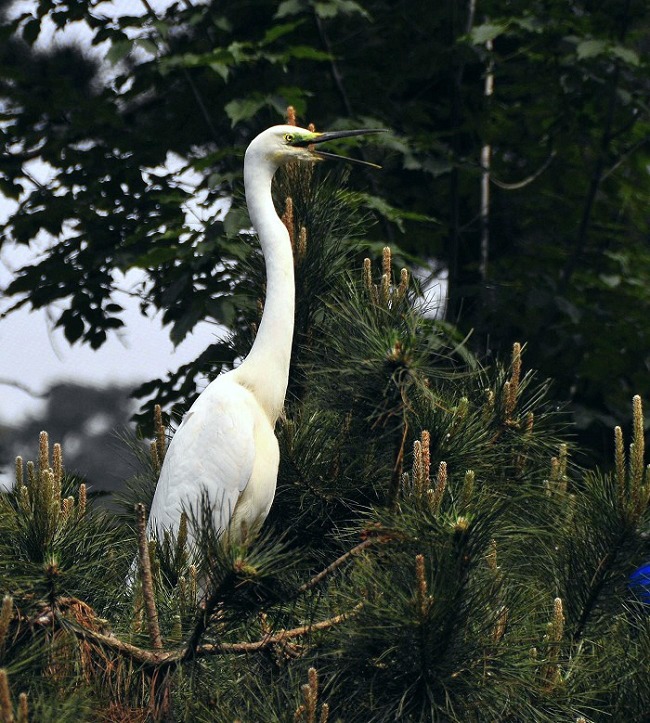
[246,124,385,169]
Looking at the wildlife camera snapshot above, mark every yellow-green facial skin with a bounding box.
[270,132,324,165]
[284,131,322,146]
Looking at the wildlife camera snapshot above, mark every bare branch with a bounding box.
[490,151,556,191]
[58,604,363,669]
[297,538,377,595]
[0,378,46,399]
[197,605,363,655]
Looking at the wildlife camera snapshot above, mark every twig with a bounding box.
[182,536,379,659]
[490,150,556,190]
[572,532,626,642]
[560,0,633,289]
[312,11,353,117]
[389,421,409,507]
[58,617,176,665]
[198,605,363,655]
[0,378,46,399]
[182,569,237,660]
[56,533,376,672]
[601,134,650,183]
[297,539,377,595]
[138,0,219,143]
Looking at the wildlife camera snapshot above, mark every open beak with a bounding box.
[301,128,386,168]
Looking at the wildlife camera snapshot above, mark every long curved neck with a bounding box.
[236,151,295,423]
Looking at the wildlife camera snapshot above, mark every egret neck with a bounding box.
[236,144,295,425]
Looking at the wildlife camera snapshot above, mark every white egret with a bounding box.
[147,124,383,551]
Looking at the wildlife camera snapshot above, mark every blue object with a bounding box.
[629,562,650,604]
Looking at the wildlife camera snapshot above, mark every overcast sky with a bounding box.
[0,257,216,427]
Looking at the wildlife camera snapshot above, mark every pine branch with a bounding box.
[54,616,177,667]
[297,538,377,595]
[197,605,363,655]
[49,534,373,671]
[57,605,363,669]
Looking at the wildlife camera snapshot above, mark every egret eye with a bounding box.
[283,133,294,144]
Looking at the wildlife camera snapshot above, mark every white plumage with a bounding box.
[146,124,383,549]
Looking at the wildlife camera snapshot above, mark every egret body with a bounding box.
[146,125,383,549]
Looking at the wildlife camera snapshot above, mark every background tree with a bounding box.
[0,382,138,497]
[2,0,650,460]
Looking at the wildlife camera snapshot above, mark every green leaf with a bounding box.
[313,0,370,19]
[134,38,158,56]
[469,23,507,44]
[270,86,311,117]
[170,302,204,345]
[106,39,133,65]
[283,46,331,61]
[134,247,179,267]
[555,296,582,324]
[275,0,305,18]
[511,15,543,33]
[576,39,607,60]
[224,96,266,127]
[421,156,453,177]
[227,41,254,63]
[223,206,250,237]
[0,178,23,200]
[206,297,236,326]
[153,19,169,39]
[610,44,640,67]
[210,62,230,81]
[160,49,238,73]
[262,21,302,44]
[356,193,437,232]
[599,273,622,289]
[59,312,84,344]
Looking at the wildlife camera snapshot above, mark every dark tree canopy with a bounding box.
[1,0,650,458]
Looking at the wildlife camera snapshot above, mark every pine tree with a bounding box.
[1,152,649,723]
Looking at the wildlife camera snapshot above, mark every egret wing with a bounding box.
[147,377,256,541]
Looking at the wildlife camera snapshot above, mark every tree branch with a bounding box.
[560,0,633,289]
[58,604,363,669]
[138,0,219,143]
[490,151,556,191]
[52,533,378,670]
[297,538,377,595]
[0,378,46,399]
[198,604,363,655]
[312,11,353,117]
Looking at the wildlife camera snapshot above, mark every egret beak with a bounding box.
[298,128,386,168]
